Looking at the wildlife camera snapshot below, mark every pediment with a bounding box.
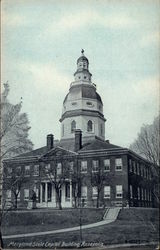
[40,146,77,159]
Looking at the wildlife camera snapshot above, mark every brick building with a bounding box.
[3,51,156,209]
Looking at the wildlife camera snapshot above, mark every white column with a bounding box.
[45,183,48,203]
[70,180,72,207]
[40,184,43,203]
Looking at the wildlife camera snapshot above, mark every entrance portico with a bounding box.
[38,181,73,208]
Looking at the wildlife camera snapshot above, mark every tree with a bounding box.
[0,82,33,160]
[90,164,106,208]
[3,165,27,209]
[130,116,159,166]
[130,116,159,205]
[42,158,72,210]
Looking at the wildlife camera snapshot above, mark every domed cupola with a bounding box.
[74,49,92,82]
[60,50,106,142]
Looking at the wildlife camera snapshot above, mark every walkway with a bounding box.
[3,207,121,239]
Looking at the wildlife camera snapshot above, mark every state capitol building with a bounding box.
[3,51,156,209]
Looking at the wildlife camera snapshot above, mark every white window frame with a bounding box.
[24,189,29,200]
[115,158,122,171]
[116,185,123,198]
[7,167,12,177]
[81,161,87,173]
[104,186,110,199]
[81,186,87,199]
[92,187,98,199]
[6,190,11,200]
[33,165,39,176]
[104,159,110,172]
[92,160,99,173]
[16,166,21,176]
[24,165,30,176]
[57,163,62,175]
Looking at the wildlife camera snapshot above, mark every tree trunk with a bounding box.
[55,189,62,210]
[0,228,4,249]
[96,193,100,208]
[14,195,18,209]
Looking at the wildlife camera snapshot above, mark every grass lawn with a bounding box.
[2,208,159,248]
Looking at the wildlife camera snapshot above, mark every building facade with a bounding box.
[2,51,156,209]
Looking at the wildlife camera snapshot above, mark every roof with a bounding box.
[77,55,89,64]
[79,138,122,151]
[63,84,102,104]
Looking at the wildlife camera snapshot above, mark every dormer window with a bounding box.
[71,120,76,133]
[87,120,93,132]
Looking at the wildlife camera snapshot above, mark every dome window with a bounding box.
[86,101,93,107]
[84,76,87,79]
[72,102,77,106]
[71,120,76,133]
[87,120,93,132]
[78,76,81,79]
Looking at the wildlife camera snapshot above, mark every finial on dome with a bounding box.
[81,49,84,55]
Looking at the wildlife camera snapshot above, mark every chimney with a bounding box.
[106,140,110,143]
[75,129,82,152]
[47,134,54,150]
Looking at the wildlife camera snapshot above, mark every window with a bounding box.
[6,190,11,200]
[47,183,52,202]
[57,163,62,175]
[81,161,87,173]
[16,166,21,176]
[92,160,99,172]
[62,124,64,136]
[24,189,29,200]
[129,159,132,172]
[7,167,12,177]
[65,182,70,199]
[87,120,93,132]
[45,164,51,172]
[16,190,20,200]
[104,186,110,199]
[130,185,133,199]
[71,120,76,133]
[133,161,136,174]
[86,102,93,106]
[141,188,144,201]
[92,187,98,199]
[34,186,39,201]
[137,187,140,200]
[69,161,74,173]
[104,159,110,172]
[33,165,39,176]
[72,102,77,106]
[115,158,122,171]
[116,185,123,198]
[25,165,30,176]
[81,186,87,199]
[144,189,147,201]
[100,124,103,135]
[137,163,140,175]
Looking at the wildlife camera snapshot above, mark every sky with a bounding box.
[1,0,160,149]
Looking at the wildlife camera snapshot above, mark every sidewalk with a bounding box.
[3,218,115,239]
[3,207,120,239]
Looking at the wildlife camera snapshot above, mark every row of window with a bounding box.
[6,188,39,201]
[6,165,39,177]
[67,120,103,135]
[130,185,152,201]
[81,185,123,199]
[129,159,152,179]
[81,158,123,173]
[6,185,123,201]
[6,158,122,177]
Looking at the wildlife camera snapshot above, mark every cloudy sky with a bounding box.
[2,0,159,149]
